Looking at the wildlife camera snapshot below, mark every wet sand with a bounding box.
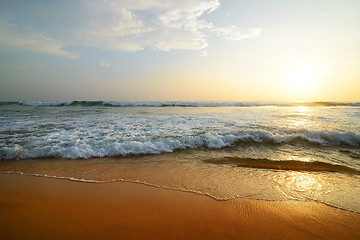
[0,174,359,240]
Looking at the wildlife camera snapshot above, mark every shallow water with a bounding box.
[0,101,359,212]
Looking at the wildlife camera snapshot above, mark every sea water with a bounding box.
[0,101,359,212]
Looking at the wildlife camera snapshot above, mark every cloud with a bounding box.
[0,23,78,59]
[214,26,262,41]
[80,0,259,51]
[100,60,111,67]
[0,0,262,55]
[79,0,218,51]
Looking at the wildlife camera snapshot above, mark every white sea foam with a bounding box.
[1,102,359,159]
[1,127,359,159]
[20,101,73,106]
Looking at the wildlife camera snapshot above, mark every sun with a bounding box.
[288,65,319,97]
[291,68,314,91]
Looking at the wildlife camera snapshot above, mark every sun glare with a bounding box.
[283,63,325,101]
[290,66,316,93]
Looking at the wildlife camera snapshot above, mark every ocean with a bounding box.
[0,101,359,213]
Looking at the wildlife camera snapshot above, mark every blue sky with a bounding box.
[0,0,359,101]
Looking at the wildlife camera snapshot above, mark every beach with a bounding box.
[1,102,360,239]
[1,173,359,240]
[1,0,360,239]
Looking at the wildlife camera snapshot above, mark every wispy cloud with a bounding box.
[80,0,260,51]
[214,26,262,41]
[0,23,78,59]
[79,0,217,51]
[100,60,111,67]
[0,1,262,55]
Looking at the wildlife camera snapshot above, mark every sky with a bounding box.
[0,0,359,102]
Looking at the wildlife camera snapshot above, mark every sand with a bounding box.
[0,173,359,240]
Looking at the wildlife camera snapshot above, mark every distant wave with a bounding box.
[204,157,360,175]
[282,101,360,107]
[16,101,270,107]
[0,101,358,108]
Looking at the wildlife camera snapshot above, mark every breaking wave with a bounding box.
[1,130,359,160]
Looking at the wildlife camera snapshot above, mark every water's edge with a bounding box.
[2,171,359,215]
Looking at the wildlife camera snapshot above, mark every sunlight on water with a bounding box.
[288,156,311,162]
[287,172,323,192]
[272,171,328,202]
[295,106,309,113]
[289,106,311,129]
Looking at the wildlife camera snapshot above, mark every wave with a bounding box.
[1,130,359,160]
[282,101,360,107]
[17,101,270,107]
[0,101,358,108]
[204,157,360,175]
[238,130,360,147]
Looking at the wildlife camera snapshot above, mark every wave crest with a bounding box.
[1,130,359,160]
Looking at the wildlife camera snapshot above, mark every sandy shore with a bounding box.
[0,174,359,240]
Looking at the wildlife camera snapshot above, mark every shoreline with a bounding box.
[1,170,360,215]
[1,173,360,239]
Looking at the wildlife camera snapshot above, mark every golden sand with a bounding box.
[0,174,359,240]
